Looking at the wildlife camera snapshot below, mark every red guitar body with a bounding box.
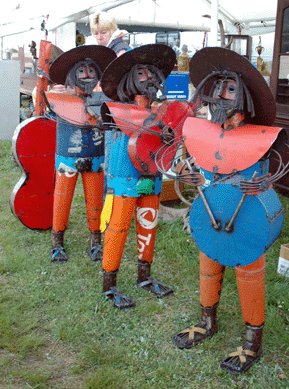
[10,117,56,230]
[104,100,194,175]
[10,40,63,230]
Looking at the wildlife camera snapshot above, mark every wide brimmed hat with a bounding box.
[49,45,116,85]
[189,47,276,126]
[101,44,176,100]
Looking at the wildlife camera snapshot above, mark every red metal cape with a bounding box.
[46,92,97,126]
[104,99,192,137]
[104,100,194,175]
[183,117,283,174]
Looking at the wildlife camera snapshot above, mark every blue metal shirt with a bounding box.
[55,119,104,173]
[105,129,162,197]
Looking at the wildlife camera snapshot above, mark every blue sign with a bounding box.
[165,71,189,100]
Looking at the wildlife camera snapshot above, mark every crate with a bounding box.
[277,244,289,277]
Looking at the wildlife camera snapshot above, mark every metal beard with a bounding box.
[117,64,166,103]
[191,70,255,125]
[65,59,102,96]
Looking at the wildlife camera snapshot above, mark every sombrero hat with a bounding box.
[189,47,276,126]
[49,45,116,85]
[101,44,176,100]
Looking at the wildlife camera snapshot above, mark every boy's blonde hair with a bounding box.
[90,12,118,34]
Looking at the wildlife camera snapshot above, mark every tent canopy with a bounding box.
[0,0,278,37]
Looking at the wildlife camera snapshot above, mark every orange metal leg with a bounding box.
[52,171,78,233]
[200,251,225,308]
[135,195,160,264]
[235,254,265,327]
[82,171,104,232]
[102,196,137,273]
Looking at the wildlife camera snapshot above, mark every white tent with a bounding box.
[0,0,278,58]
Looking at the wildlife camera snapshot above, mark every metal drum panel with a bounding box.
[190,181,283,267]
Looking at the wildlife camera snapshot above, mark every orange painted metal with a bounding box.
[199,251,265,326]
[52,172,78,233]
[135,195,160,265]
[235,254,265,326]
[82,171,104,232]
[35,40,52,116]
[52,171,104,233]
[183,117,283,174]
[200,252,225,308]
[102,196,136,273]
[102,195,160,273]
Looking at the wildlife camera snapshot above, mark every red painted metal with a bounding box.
[10,117,56,229]
[105,100,194,175]
[35,40,52,116]
[46,92,98,126]
[183,117,283,174]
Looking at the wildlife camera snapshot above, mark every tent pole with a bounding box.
[208,0,219,47]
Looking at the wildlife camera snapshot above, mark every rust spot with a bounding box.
[215,151,222,160]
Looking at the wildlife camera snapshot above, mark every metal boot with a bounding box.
[88,230,103,261]
[220,325,263,375]
[102,271,135,310]
[173,304,218,349]
[50,230,68,262]
[137,260,174,298]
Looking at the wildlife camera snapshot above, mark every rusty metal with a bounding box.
[196,186,221,231]
[225,171,258,232]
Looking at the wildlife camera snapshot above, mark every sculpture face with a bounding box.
[136,66,156,83]
[66,60,101,95]
[212,79,237,101]
[209,78,239,123]
[135,65,160,101]
[117,64,166,103]
[75,64,98,88]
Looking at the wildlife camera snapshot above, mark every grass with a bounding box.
[0,139,289,388]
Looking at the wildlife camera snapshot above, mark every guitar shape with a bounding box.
[102,99,194,175]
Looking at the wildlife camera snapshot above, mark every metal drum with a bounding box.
[190,177,284,267]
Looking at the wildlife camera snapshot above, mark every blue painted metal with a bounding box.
[105,129,162,197]
[199,160,270,190]
[190,165,284,267]
[55,119,104,173]
[56,120,104,159]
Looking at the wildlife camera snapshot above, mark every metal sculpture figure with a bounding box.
[157,47,287,375]
[99,44,194,309]
[45,45,116,262]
